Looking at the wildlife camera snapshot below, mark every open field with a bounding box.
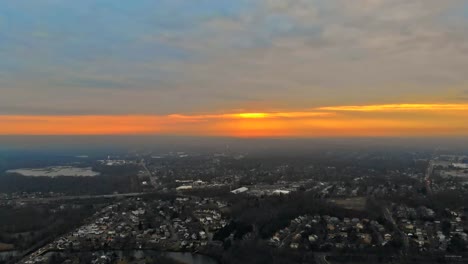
[0,243,14,251]
[6,166,100,177]
[328,197,367,211]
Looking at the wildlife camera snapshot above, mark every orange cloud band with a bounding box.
[1,104,468,137]
[318,103,468,112]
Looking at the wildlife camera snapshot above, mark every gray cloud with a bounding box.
[159,0,468,107]
[1,0,468,115]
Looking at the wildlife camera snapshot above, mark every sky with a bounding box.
[1,0,468,137]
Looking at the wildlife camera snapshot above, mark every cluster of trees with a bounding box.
[0,203,96,252]
[384,188,468,212]
[216,191,369,240]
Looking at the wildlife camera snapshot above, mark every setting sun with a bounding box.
[235,113,270,119]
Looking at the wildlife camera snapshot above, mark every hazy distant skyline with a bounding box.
[1,1,468,136]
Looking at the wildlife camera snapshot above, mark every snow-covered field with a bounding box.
[6,166,100,177]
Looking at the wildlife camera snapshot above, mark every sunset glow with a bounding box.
[319,104,468,112]
[2,104,468,137]
[2,1,468,140]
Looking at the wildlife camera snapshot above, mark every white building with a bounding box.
[176,185,193,191]
[231,187,248,194]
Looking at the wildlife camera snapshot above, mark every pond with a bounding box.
[164,252,218,264]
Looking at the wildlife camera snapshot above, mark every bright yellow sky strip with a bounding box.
[318,104,468,112]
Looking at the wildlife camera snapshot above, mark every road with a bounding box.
[424,160,434,195]
[8,192,150,204]
[384,207,409,251]
[314,253,330,264]
[140,160,159,189]
[279,232,293,248]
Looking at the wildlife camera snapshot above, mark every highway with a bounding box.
[9,192,150,204]
[140,159,159,189]
[424,160,434,195]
